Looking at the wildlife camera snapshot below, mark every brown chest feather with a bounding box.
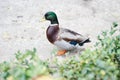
[46,25,59,43]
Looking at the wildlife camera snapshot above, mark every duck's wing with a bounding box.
[58,28,89,43]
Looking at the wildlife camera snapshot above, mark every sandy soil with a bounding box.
[0,0,120,62]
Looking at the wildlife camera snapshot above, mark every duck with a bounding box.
[41,11,90,56]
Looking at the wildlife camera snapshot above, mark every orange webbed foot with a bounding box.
[57,50,67,56]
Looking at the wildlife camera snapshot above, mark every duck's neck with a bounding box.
[51,20,59,24]
[50,24,59,26]
[50,17,59,24]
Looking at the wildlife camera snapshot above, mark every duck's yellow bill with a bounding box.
[40,17,46,22]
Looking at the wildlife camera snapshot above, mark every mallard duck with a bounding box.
[42,11,90,56]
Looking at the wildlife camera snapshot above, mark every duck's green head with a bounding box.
[44,11,59,24]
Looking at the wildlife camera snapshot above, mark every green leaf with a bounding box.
[110,29,117,35]
[113,22,118,28]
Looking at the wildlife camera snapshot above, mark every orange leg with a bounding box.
[57,50,67,56]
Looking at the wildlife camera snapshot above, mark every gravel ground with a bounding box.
[0,0,120,62]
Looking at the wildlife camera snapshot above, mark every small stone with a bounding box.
[24,30,26,32]
[21,36,24,39]
[30,37,33,40]
[17,16,23,18]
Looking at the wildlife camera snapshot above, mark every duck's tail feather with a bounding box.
[79,38,91,46]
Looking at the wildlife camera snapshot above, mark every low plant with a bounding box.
[55,22,120,80]
[0,48,50,80]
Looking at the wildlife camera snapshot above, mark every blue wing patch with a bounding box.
[69,41,78,46]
